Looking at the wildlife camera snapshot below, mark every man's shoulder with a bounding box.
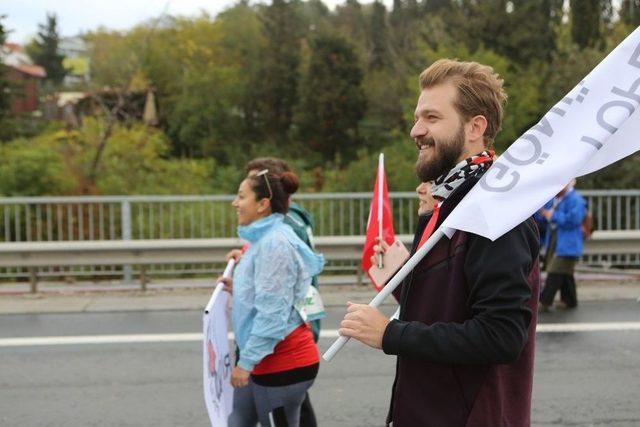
[462,218,539,276]
[465,218,539,251]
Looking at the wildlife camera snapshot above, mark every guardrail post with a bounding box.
[140,265,147,292]
[29,267,38,293]
[121,200,133,284]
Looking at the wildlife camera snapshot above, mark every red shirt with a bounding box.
[252,323,319,375]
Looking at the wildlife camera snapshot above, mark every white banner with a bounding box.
[442,26,640,240]
[203,260,235,427]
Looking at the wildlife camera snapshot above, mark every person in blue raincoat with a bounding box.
[538,179,587,311]
[225,157,322,427]
[218,169,324,427]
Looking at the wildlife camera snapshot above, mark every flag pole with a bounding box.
[323,227,446,362]
[377,153,384,269]
[204,259,235,314]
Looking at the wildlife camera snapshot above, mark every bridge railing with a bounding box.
[0,190,638,280]
[2,231,638,292]
[2,190,639,240]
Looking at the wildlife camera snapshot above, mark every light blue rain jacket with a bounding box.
[232,213,324,371]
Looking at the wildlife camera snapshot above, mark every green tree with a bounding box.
[453,0,562,65]
[368,1,392,70]
[359,69,406,148]
[0,119,215,196]
[257,0,304,141]
[540,41,606,112]
[85,6,265,161]
[84,29,140,88]
[504,0,563,64]
[388,0,423,61]
[423,0,455,14]
[161,15,248,159]
[0,130,77,196]
[26,13,66,85]
[570,0,611,49]
[0,15,11,123]
[620,0,640,26]
[299,0,332,32]
[332,0,369,73]
[294,34,366,164]
[321,129,417,192]
[390,0,404,28]
[216,3,268,138]
[334,0,368,48]
[89,120,214,194]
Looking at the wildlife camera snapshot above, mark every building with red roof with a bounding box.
[1,43,47,114]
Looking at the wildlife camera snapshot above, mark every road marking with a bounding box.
[536,322,640,333]
[0,333,204,347]
[1,322,640,347]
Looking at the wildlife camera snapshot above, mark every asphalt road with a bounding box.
[1,301,639,426]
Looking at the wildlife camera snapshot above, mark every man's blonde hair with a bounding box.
[419,59,507,146]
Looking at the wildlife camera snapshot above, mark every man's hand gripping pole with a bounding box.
[322,228,446,362]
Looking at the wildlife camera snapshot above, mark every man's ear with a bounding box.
[467,115,488,143]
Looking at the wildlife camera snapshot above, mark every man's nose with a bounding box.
[410,120,427,139]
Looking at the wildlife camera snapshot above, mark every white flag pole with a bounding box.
[323,227,446,362]
[205,259,236,314]
[377,153,384,269]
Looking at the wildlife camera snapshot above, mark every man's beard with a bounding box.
[415,124,466,182]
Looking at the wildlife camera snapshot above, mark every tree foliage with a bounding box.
[620,0,640,26]
[570,0,613,49]
[256,0,304,142]
[0,15,11,127]
[0,119,214,196]
[2,0,637,196]
[0,15,12,122]
[26,13,67,85]
[294,33,366,164]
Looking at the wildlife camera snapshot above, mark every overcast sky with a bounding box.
[2,0,394,44]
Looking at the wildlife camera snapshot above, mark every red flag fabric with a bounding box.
[361,163,395,291]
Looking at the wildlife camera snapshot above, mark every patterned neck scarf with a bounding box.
[431,150,495,203]
[417,150,494,249]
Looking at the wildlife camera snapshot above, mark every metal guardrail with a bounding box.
[1,231,636,292]
[0,191,638,279]
[1,190,638,240]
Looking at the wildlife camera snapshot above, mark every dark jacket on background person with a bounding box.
[382,173,540,427]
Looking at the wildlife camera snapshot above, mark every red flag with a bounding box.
[361,154,395,291]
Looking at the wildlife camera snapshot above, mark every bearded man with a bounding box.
[339,59,540,426]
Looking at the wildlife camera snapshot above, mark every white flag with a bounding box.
[203,261,235,427]
[442,26,640,240]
